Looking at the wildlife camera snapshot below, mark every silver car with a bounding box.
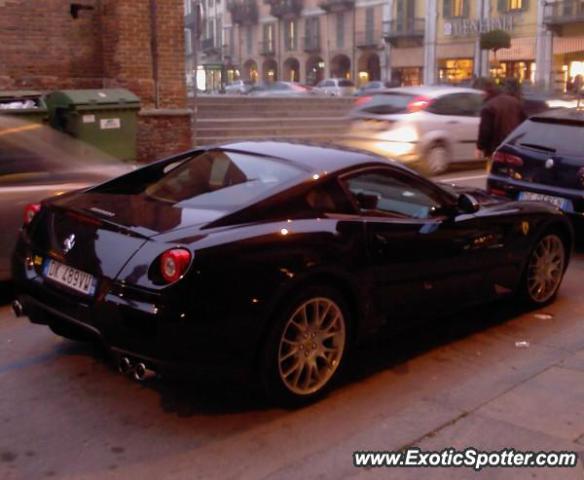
[315,78,356,97]
[0,116,131,280]
[344,86,484,174]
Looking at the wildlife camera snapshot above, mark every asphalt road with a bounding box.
[0,169,583,480]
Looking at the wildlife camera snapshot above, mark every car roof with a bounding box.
[531,107,584,123]
[213,140,392,174]
[374,85,481,98]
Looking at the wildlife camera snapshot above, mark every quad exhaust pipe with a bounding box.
[118,356,157,382]
[11,300,24,318]
[133,363,156,382]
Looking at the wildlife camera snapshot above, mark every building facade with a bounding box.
[185,0,584,91]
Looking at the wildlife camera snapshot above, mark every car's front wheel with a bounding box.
[521,232,567,306]
[261,286,349,406]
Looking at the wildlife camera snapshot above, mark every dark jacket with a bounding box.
[477,93,526,155]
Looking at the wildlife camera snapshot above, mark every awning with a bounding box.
[437,41,475,59]
[389,47,424,68]
[489,36,535,61]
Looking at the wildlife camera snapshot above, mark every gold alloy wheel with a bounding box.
[277,297,346,396]
[527,234,565,304]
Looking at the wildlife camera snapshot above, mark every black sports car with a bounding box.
[12,141,573,404]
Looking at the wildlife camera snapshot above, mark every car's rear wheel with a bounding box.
[521,233,566,306]
[425,144,449,175]
[261,286,349,406]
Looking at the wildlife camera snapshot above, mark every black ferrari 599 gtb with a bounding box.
[12,141,573,404]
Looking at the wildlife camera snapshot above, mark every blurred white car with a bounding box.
[315,78,356,97]
[343,86,484,174]
[0,116,132,280]
[248,82,316,97]
[225,80,254,95]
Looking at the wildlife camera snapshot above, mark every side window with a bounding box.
[342,170,443,219]
[427,93,468,116]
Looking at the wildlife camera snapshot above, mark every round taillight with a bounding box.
[160,249,191,284]
[23,203,41,225]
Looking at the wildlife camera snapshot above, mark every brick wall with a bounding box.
[0,0,192,162]
[0,0,103,90]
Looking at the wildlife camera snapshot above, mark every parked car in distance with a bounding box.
[487,108,584,229]
[355,81,392,97]
[343,86,484,174]
[225,80,254,95]
[248,81,316,97]
[0,115,132,281]
[315,78,356,97]
[12,141,572,405]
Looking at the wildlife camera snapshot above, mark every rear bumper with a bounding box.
[12,248,255,382]
[487,174,584,221]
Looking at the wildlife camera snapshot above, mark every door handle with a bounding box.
[446,120,459,125]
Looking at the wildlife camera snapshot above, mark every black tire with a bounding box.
[518,232,568,308]
[49,322,94,342]
[260,285,351,407]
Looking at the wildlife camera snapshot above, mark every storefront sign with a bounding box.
[444,15,515,37]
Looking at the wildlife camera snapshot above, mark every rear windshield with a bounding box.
[338,80,355,87]
[505,119,584,155]
[354,93,415,115]
[144,150,304,209]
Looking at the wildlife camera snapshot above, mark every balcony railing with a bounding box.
[318,0,354,13]
[544,1,584,26]
[355,30,382,49]
[303,36,320,53]
[201,37,221,54]
[383,18,425,46]
[264,0,303,18]
[259,40,275,56]
[227,0,259,25]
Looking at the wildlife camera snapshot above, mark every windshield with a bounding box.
[354,93,416,115]
[144,150,304,210]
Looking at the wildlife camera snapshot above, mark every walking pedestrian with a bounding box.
[476,78,526,162]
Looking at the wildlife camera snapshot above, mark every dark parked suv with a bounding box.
[487,108,584,227]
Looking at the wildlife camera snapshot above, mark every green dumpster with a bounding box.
[0,91,48,123]
[45,89,141,162]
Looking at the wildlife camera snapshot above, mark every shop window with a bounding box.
[438,59,473,84]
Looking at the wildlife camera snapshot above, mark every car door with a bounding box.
[339,166,497,324]
[425,93,482,161]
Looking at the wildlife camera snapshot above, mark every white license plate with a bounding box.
[43,259,97,296]
[518,192,571,210]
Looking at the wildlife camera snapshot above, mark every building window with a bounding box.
[284,19,297,51]
[246,26,253,54]
[336,13,344,48]
[498,0,526,12]
[185,28,192,55]
[305,17,320,44]
[263,23,275,52]
[444,0,469,18]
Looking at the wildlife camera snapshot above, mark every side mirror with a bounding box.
[457,193,480,214]
[355,192,379,210]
